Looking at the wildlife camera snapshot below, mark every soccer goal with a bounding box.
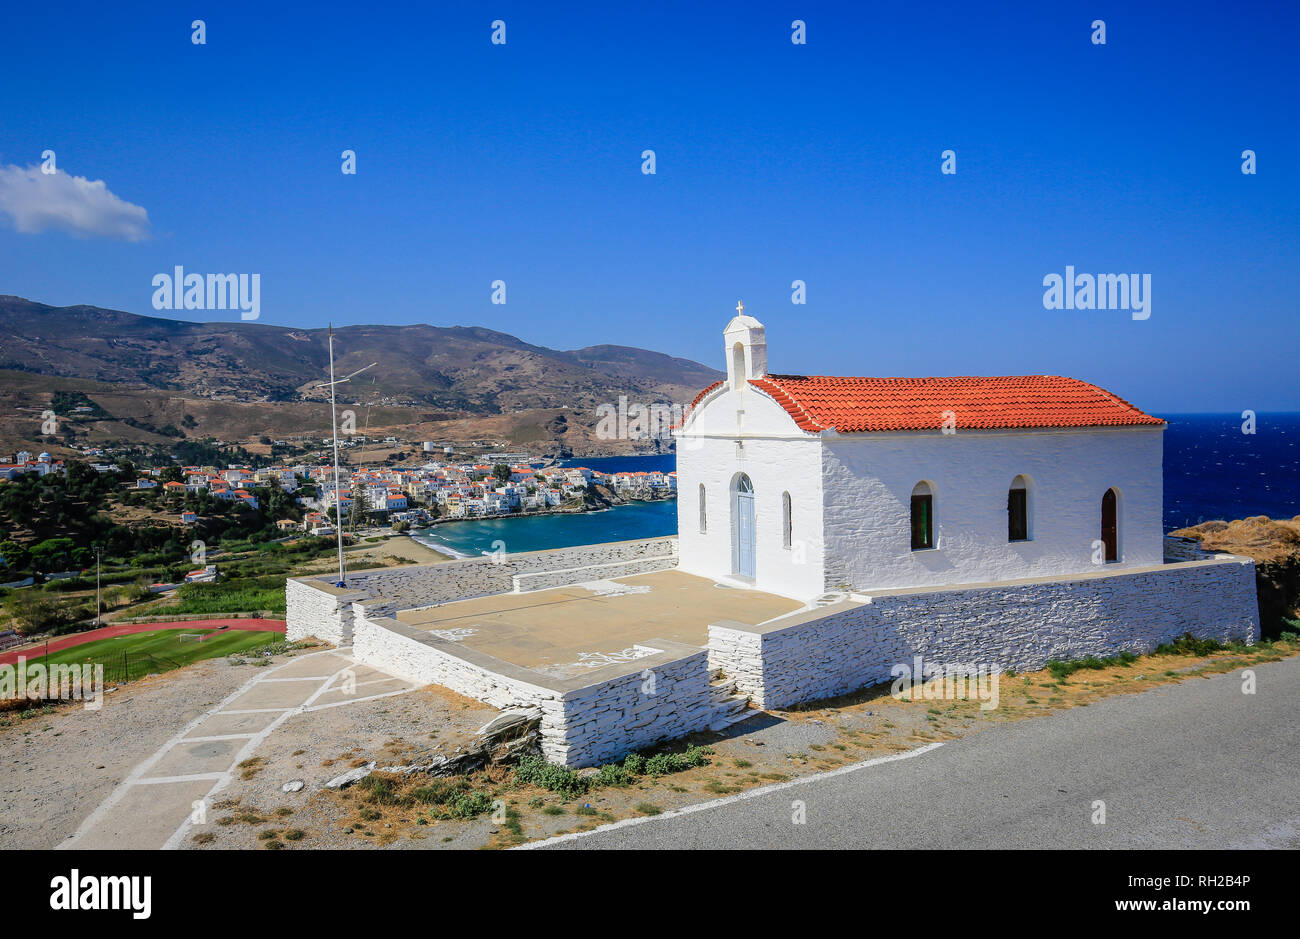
[177,633,206,643]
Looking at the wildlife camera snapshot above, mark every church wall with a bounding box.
[677,384,825,601]
[820,425,1164,592]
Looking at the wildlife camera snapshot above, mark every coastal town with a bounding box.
[0,442,677,540]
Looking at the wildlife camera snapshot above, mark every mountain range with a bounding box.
[0,295,721,460]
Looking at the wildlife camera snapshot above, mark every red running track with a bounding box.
[0,619,287,667]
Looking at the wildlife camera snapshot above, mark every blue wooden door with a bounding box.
[734,489,755,578]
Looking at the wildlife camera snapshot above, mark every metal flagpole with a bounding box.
[329,327,346,586]
[320,327,376,588]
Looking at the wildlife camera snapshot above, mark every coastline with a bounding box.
[408,496,678,559]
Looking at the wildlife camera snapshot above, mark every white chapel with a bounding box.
[675,306,1167,602]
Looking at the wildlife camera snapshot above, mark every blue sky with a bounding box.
[1,0,1296,412]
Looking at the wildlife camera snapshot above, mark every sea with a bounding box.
[410,414,1300,558]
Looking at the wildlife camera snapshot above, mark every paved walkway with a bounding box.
[0,619,287,666]
[58,648,416,850]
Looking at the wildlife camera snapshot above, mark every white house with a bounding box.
[676,308,1166,602]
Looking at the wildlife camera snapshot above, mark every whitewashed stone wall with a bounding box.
[510,554,676,592]
[285,578,364,644]
[352,608,712,767]
[708,556,1260,709]
[352,611,561,707]
[548,650,712,767]
[286,537,675,643]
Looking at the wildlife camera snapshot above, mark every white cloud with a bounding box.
[0,164,151,241]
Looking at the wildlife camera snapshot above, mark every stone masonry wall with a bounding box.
[511,556,676,592]
[352,609,712,768]
[351,610,563,727]
[286,537,676,644]
[708,556,1261,709]
[547,651,713,768]
[285,578,363,644]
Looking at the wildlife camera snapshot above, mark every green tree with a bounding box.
[0,540,30,571]
[30,537,76,572]
[348,488,371,533]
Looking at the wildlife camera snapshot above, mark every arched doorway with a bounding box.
[1101,488,1119,562]
[732,473,755,578]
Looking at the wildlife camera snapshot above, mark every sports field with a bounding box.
[6,627,285,681]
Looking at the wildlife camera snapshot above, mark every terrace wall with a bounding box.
[352,608,711,767]
[286,536,676,643]
[708,555,1260,709]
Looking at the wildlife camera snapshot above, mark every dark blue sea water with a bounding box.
[1161,412,1300,530]
[411,415,1300,556]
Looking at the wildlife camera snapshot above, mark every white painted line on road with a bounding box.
[136,773,225,785]
[258,676,333,683]
[180,733,257,742]
[301,688,416,711]
[347,677,411,690]
[514,742,946,850]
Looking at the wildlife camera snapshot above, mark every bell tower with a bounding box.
[724,301,767,391]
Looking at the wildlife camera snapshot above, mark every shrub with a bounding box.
[622,752,645,775]
[409,779,496,819]
[513,755,591,798]
[442,789,495,819]
[594,762,631,787]
[1153,633,1228,657]
[681,744,713,768]
[644,752,679,776]
[644,744,713,776]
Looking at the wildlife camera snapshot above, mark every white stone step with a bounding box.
[708,698,755,731]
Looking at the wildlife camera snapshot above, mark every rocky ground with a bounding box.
[185,684,499,850]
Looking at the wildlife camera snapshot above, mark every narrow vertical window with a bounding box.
[1008,478,1029,541]
[698,484,707,534]
[782,491,792,549]
[1101,488,1119,562]
[910,482,934,550]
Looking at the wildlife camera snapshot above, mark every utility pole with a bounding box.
[95,547,102,626]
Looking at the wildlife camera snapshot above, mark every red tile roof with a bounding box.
[747,375,1163,433]
[690,380,724,411]
[680,375,1163,433]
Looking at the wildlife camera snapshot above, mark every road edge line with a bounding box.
[513,740,945,850]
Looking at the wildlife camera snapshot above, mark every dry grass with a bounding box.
[1173,515,1300,564]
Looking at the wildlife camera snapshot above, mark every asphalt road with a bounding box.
[535,656,1300,849]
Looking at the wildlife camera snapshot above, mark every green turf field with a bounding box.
[15,628,284,682]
